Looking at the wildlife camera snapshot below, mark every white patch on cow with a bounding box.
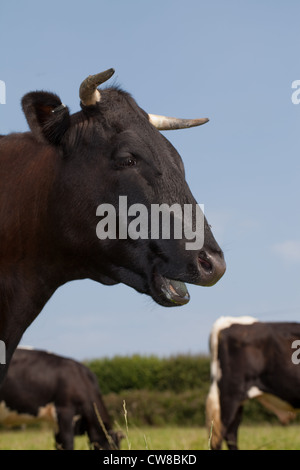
[247,386,263,399]
[17,345,55,355]
[211,380,219,400]
[210,315,258,346]
[0,401,57,429]
[207,380,220,415]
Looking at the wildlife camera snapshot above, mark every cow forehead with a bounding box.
[68,106,184,176]
[68,87,185,172]
[79,87,150,130]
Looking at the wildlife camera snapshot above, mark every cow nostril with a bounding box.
[198,252,213,272]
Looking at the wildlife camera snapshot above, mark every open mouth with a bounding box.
[152,251,225,306]
[153,274,190,307]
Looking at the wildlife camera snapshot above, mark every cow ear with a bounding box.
[21,91,70,145]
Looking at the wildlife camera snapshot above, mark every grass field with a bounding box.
[1,424,300,450]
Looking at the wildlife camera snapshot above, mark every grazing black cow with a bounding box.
[0,68,226,383]
[206,316,300,450]
[0,347,123,450]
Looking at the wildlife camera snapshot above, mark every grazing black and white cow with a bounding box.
[0,68,226,384]
[206,316,300,450]
[0,347,123,450]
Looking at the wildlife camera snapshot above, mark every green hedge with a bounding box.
[85,354,210,394]
[103,390,287,427]
[85,354,300,426]
[104,390,206,427]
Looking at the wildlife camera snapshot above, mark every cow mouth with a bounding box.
[153,274,190,307]
[151,251,225,306]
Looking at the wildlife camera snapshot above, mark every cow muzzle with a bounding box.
[152,249,225,307]
[197,249,226,287]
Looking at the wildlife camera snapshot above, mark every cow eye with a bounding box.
[116,156,137,168]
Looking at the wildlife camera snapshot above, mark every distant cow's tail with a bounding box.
[206,318,224,450]
[206,382,222,450]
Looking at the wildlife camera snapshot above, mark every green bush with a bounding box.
[85,354,211,427]
[85,354,210,394]
[104,389,206,427]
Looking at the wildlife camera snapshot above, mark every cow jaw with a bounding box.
[153,274,190,306]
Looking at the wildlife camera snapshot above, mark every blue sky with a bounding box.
[0,1,299,360]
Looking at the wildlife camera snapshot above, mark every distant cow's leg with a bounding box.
[206,382,243,450]
[55,407,75,450]
[224,404,243,450]
[219,397,244,450]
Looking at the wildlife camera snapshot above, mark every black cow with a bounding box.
[0,347,123,450]
[206,316,300,450]
[0,68,226,383]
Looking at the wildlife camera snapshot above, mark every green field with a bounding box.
[1,424,300,450]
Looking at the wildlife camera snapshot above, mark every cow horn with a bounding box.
[79,68,115,106]
[148,114,209,130]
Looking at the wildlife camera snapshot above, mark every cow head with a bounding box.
[21,68,226,307]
